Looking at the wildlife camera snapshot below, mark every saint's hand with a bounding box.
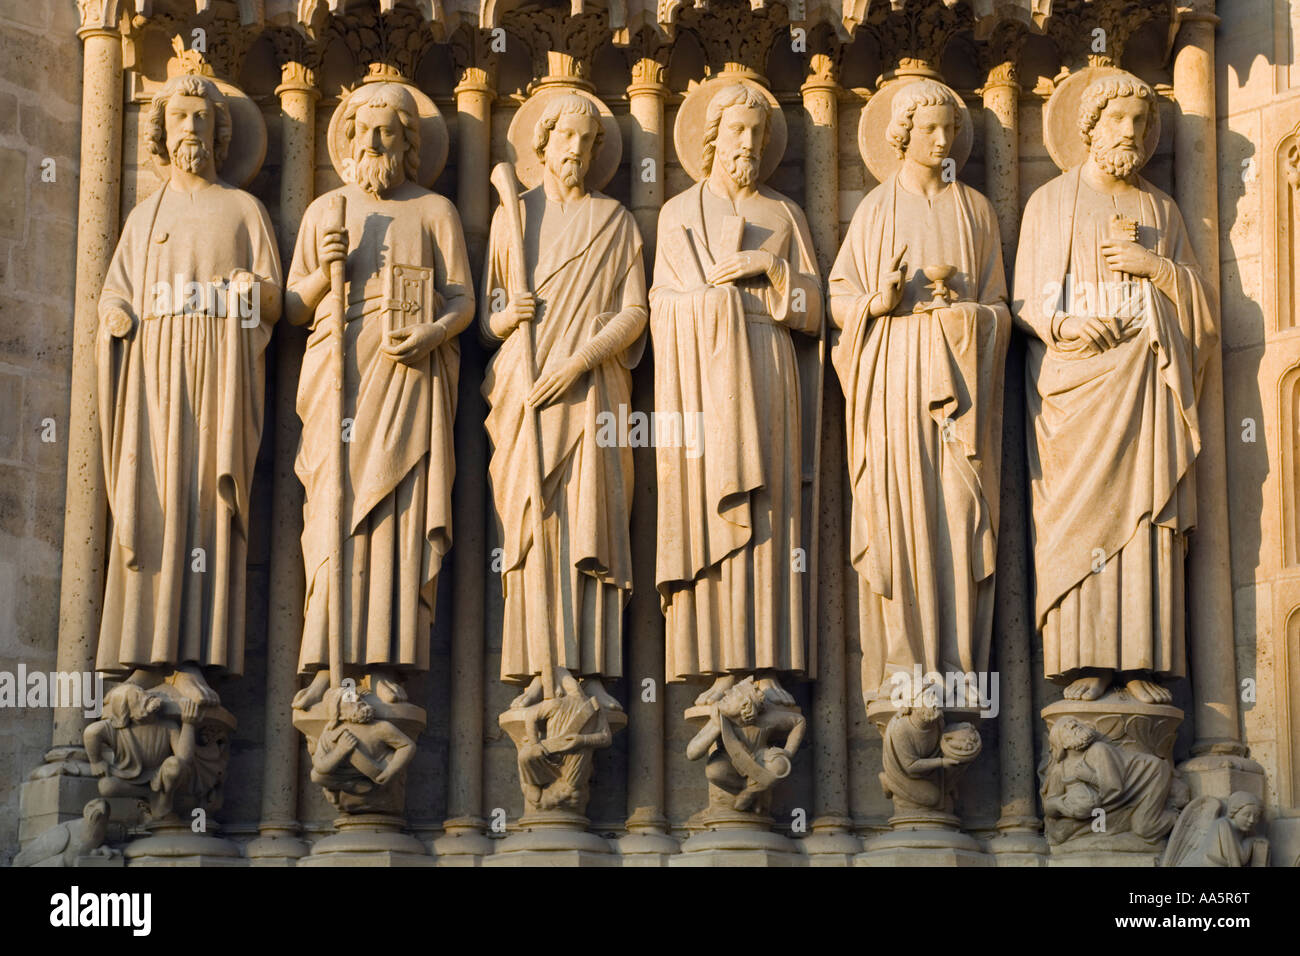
[317,226,348,278]
[382,324,445,366]
[102,307,135,340]
[707,250,775,286]
[871,246,908,317]
[1100,239,1160,278]
[496,292,535,338]
[528,355,587,407]
[1058,313,1124,352]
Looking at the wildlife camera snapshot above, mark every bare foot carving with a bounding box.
[511,676,544,710]
[371,673,408,704]
[755,675,796,706]
[292,669,331,710]
[1125,676,1172,704]
[584,678,623,712]
[171,662,219,705]
[695,673,736,706]
[1063,671,1112,701]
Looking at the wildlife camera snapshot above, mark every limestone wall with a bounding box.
[0,0,84,864]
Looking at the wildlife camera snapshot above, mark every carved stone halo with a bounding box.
[506,86,623,192]
[673,74,788,184]
[147,74,267,189]
[1044,66,1162,173]
[858,77,973,185]
[327,80,449,188]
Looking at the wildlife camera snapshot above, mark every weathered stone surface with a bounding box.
[0,0,1297,871]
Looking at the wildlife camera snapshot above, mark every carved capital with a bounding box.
[450,23,500,93]
[331,6,436,84]
[275,61,319,100]
[1048,0,1164,72]
[864,2,971,77]
[681,2,786,76]
[982,60,1019,92]
[77,0,123,38]
[802,50,840,93]
[630,54,666,88]
[504,7,606,89]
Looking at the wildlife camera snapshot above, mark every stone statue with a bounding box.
[1041,715,1187,846]
[482,90,646,710]
[652,76,823,707]
[305,686,417,813]
[12,799,114,868]
[513,681,616,813]
[878,700,982,816]
[684,676,806,814]
[83,682,229,820]
[287,81,474,711]
[1161,792,1269,867]
[95,73,282,706]
[829,78,1010,706]
[1014,68,1217,705]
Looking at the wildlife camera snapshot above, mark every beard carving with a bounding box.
[1090,130,1143,179]
[721,149,759,188]
[559,157,584,188]
[172,136,211,175]
[348,149,401,197]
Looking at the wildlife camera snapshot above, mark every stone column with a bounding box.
[619,56,678,864]
[626,57,667,247]
[1172,0,1264,797]
[19,11,125,846]
[246,61,318,865]
[434,64,496,864]
[981,58,1047,864]
[799,54,859,866]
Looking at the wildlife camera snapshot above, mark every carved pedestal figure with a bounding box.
[1040,702,1187,864]
[480,88,645,864]
[91,73,281,863]
[650,75,823,861]
[830,77,1006,865]
[1161,792,1269,867]
[1016,68,1217,863]
[286,79,473,864]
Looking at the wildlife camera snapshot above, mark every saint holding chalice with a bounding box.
[829,77,1012,711]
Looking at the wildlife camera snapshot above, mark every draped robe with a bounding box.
[829,177,1010,697]
[291,182,474,675]
[96,179,282,675]
[651,181,824,682]
[482,187,648,682]
[1013,168,1217,683]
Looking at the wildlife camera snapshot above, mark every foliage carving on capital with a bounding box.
[862,1,971,78]
[78,0,125,36]
[504,7,607,87]
[449,22,499,91]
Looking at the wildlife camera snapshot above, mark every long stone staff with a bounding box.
[490,162,555,701]
[326,193,347,693]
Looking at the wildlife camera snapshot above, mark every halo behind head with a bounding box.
[327,80,449,188]
[507,87,622,191]
[858,77,972,184]
[144,74,267,188]
[674,75,788,184]
[1044,66,1161,172]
